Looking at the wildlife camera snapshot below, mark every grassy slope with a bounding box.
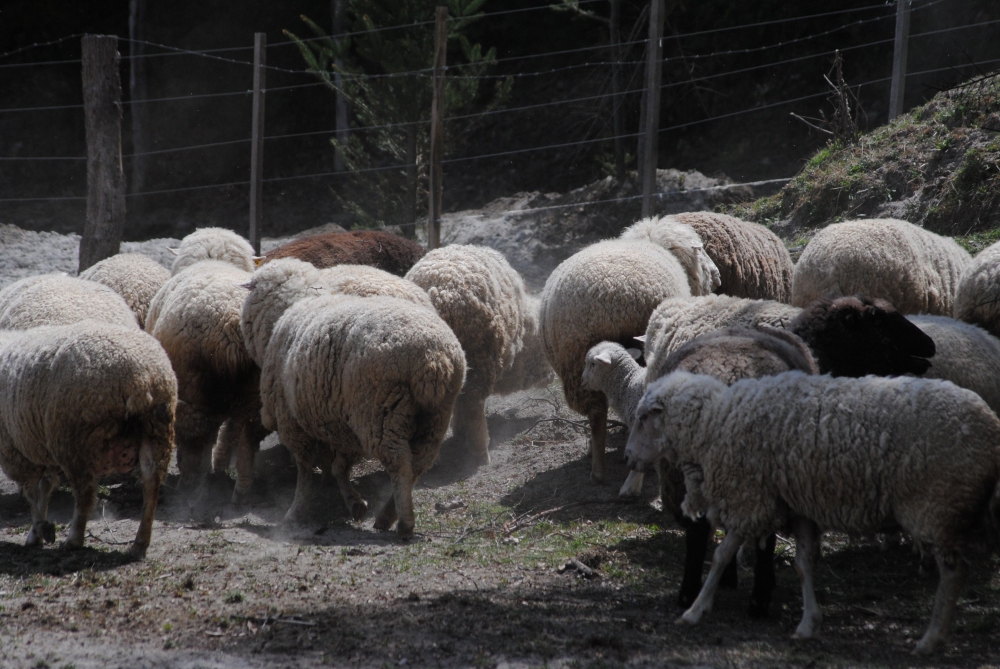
[725,73,1000,249]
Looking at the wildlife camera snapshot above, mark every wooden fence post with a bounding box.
[427,5,448,250]
[888,0,911,121]
[640,0,665,219]
[249,32,266,255]
[128,0,149,198]
[79,35,126,273]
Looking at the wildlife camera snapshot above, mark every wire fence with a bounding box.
[0,0,998,220]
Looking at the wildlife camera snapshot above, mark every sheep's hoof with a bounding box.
[350,500,368,523]
[59,538,85,552]
[590,471,605,485]
[675,611,700,626]
[373,514,395,532]
[128,542,149,560]
[912,636,939,655]
[230,489,250,507]
[396,522,415,540]
[27,521,57,546]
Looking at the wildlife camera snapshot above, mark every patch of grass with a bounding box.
[224,591,244,604]
[956,226,1000,254]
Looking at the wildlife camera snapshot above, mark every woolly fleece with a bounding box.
[643,295,801,382]
[0,274,139,330]
[791,218,972,314]
[406,245,551,464]
[79,253,171,328]
[0,321,176,556]
[909,315,1000,415]
[619,216,721,295]
[171,227,256,276]
[954,239,1000,337]
[261,294,465,535]
[659,212,793,302]
[147,260,264,496]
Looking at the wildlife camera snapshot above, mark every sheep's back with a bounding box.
[275,295,465,448]
[700,373,1000,544]
[954,240,1000,336]
[406,245,525,394]
[792,219,962,314]
[541,240,691,415]
[673,212,794,302]
[322,264,433,310]
[79,253,171,328]
[908,315,1000,414]
[147,261,255,385]
[0,274,139,330]
[264,231,426,276]
[0,322,176,469]
[643,295,801,376]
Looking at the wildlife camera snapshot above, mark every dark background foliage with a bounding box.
[1,0,997,238]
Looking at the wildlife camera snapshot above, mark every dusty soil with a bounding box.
[2,384,999,669]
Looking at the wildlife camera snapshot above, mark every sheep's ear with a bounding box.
[166,247,179,256]
[253,256,266,267]
[238,280,253,290]
[594,351,613,365]
[626,348,641,360]
[633,334,647,344]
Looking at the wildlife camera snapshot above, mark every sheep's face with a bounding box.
[667,241,721,296]
[625,371,721,471]
[582,342,640,392]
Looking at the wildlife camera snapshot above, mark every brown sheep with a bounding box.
[261,230,426,277]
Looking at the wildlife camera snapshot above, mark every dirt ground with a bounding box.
[1,385,1000,669]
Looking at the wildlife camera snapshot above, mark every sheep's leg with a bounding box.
[23,471,59,547]
[748,533,777,619]
[212,419,238,475]
[131,438,165,559]
[619,470,644,498]
[451,391,490,466]
[230,410,269,505]
[792,518,823,639]
[63,473,98,550]
[175,403,223,493]
[678,530,743,625]
[914,551,966,654]
[331,450,367,522]
[374,446,415,539]
[677,516,710,608]
[588,406,607,484]
[282,455,315,524]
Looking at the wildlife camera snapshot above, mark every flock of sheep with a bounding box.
[2,212,1000,655]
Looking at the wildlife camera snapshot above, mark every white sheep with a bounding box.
[146,259,265,502]
[79,252,172,328]
[169,227,257,276]
[405,245,552,467]
[629,213,794,302]
[791,218,972,315]
[954,239,1000,337]
[240,257,434,369]
[0,321,176,558]
[260,293,465,537]
[0,273,139,330]
[625,370,1000,653]
[909,315,1000,414]
[540,235,720,484]
[643,295,800,379]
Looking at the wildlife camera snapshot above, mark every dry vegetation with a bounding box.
[2,385,999,668]
[727,73,1000,245]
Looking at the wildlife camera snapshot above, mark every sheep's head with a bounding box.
[581,341,640,392]
[791,295,936,377]
[172,227,256,275]
[620,217,721,295]
[239,257,326,365]
[625,371,722,471]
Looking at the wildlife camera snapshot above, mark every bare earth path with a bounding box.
[2,386,999,669]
